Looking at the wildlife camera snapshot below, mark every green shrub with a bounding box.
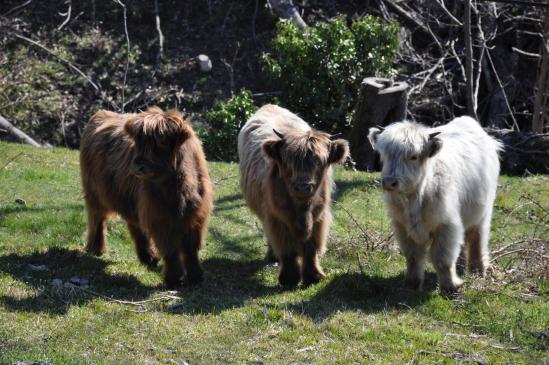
[199,90,256,161]
[262,16,399,133]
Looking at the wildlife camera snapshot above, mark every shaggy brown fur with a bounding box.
[80,107,213,289]
[238,105,349,287]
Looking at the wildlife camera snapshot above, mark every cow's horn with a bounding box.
[376,125,385,131]
[273,129,284,139]
[429,131,441,139]
[330,133,343,140]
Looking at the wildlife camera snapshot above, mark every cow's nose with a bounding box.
[295,183,314,194]
[381,177,398,190]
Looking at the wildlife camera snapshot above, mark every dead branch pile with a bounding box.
[374,0,547,132]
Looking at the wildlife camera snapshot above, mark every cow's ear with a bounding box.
[124,117,144,139]
[328,139,349,164]
[424,132,442,158]
[262,140,283,161]
[368,127,382,150]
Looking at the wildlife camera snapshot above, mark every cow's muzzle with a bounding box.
[294,182,315,195]
[381,177,399,191]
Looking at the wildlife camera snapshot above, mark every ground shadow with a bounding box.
[213,193,244,213]
[0,247,159,315]
[171,257,279,315]
[279,271,438,321]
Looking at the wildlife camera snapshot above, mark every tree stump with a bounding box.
[348,77,408,171]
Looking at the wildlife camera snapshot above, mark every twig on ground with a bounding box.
[492,248,548,262]
[0,152,24,171]
[72,285,182,307]
[213,174,237,186]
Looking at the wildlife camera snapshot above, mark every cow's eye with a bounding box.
[409,155,418,161]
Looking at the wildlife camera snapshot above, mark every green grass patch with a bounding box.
[0,142,547,364]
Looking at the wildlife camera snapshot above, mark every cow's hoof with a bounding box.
[164,278,182,290]
[279,269,300,288]
[439,277,463,296]
[265,250,279,264]
[302,270,326,287]
[139,254,160,269]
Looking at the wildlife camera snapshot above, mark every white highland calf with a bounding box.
[368,117,502,293]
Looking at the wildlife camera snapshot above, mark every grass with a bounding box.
[0,141,547,364]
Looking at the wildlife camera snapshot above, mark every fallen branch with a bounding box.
[0,115,41,147]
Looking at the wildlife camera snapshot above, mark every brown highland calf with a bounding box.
[80,107,213,289]
[238,105,349,287]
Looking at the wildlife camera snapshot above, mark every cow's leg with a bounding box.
[265,235,278,263]
[264,217,300,287]
[181,228,204,286]
[394,222,426,290]
[162,250,184,290]
[456,244,467,276]
[84,204,107,256]
[430,222,464,294]
[466,216,491,276]
[301,248,325,286]
[302,220,327,286]
[279,253,300,287]
[127,223,159,267]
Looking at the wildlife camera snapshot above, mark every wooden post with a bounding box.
[348,77,408,171]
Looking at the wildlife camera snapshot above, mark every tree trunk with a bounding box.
[348,77,408,171]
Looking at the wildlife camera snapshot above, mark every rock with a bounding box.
[197,54,212,73]
[28,264,48,271]
[50,279,63,287]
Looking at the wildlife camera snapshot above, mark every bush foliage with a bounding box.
[262,16,399,133]
[199,90,256,161]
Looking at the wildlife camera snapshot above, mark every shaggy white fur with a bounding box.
[368,116,502,293]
